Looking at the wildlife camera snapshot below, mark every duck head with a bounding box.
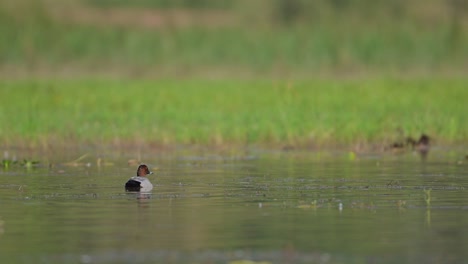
[137,164,153,177]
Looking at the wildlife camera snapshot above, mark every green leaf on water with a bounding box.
[229,260,272,264]
[424,188,432,207]
[2,159,17,169]
[21,159,40,169]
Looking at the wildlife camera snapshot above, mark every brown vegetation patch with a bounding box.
[47,2,238,29]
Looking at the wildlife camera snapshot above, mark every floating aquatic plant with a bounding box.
[63,153,90,167]
[1,159,17,169]
[297,200,318,209]
[21,159,40,169]
[424,188,432,207]
[96,158,114,167]
[229,260,271,264]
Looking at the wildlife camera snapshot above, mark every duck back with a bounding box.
[125,179,142,192]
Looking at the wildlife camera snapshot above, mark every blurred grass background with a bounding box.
[1,79,467,148]
[1,0,467,148]
[1,0,467,77]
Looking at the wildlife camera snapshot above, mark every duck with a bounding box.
[402,134,430,158]
[390,133,430,156]
[125,164,154,192]
[415,134,430,158]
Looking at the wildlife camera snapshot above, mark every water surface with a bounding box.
[1,149,467,263]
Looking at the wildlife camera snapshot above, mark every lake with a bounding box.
[1,148,467,263]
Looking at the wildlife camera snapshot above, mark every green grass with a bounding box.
[1,1,466,148]
[1,78,467,148]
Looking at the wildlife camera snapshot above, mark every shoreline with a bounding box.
[2,137,466,153]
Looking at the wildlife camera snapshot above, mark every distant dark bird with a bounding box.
[415,134,430,158]
[390,137,414,153]
[125,164,153,192]
[390,134,430,159]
